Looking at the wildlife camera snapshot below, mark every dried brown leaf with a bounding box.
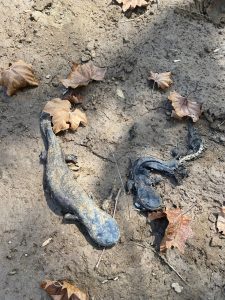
[148,210,166,221]
[217,206,225,234]
[168,91,202,122]
[116,0,148,11]
[0,60,38,96]
[148,71,173,90]
[43,98,87,134]
[61,62,106,89]
[160,208,193,253]
[41,280,87,300]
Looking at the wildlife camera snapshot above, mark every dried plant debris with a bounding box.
[41,280,87,300]
[217,206,225,234]
[0,60,38,96]
[43,98,87,134]
[149,208,193,253]
[61,61,106,89]
[168,91,202,122]
[161,208,193,253]
[148,71,173,90]
[116,0,148,11]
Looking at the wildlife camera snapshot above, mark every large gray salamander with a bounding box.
[40,112,120,247]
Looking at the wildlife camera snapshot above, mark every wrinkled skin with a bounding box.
[40,112,120,247]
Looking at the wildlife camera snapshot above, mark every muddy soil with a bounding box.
[0,0,225,299]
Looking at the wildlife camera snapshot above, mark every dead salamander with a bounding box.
[128,122,203,211]
[127,157,179,211]
[40,112,120,247]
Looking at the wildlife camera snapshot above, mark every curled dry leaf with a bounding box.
[160,208,193,253]
[0,60,38,96]
[116,0,148,11]
[41,280,87,300]
[168,91,202,122]
[148,210,166,221]
[217,206,225,235]
[148,71,173,90]
[43,98,87,134]
[61,61,106,89]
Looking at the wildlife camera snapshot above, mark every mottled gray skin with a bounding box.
[128,157,178,211]
[40,112,120,247]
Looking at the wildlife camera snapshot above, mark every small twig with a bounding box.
[95,248,105,269]
[113,188,122,218]
[95,188,121,269]
[112,154,126,194]
[180,203,197,217]
[130,241,187,284]
[186,82,199,99]
[113,153,131,219]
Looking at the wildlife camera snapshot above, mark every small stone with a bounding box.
[81,54,91,62]
[90,50,96,58]
[46,74,51,79]
[8,270,17,276]
[171,282,183,293]
[24,253,28,257]
[116,88,125,99]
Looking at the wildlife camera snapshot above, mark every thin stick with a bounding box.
[113,188,121,218]
[112,153,126,194]
[95,248,105,269]
[95,188,121,269]
[130,241,187,284]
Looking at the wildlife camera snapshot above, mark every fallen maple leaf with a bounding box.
[160,208,193,253]
[43,98,87,134]
[148,210,166,221]
[116,0,148,11]
[168,91,202,122]
[61,62,106,89]
[217,206,225,235]
[148,71,173,90]
[0,60,38,96]
[41,280,87,300]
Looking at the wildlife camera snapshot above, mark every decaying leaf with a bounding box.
[0,60,38,96]
[168,91,202,122]
[217,206,225,234]
[43,98,87,134]
[116,0,148,11]
[66,94,84,104]
[148,71,173,90]
[148,210,166,221]
[160,208,193,253]
[41,280,87,300]
[61,62,106,89]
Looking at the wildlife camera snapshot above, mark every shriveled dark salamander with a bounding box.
[128,122,204,211]
[40,112,120,247]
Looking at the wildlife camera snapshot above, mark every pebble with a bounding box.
[116,88,125,99]
[81,54,91,62]
[46,74,51,79]
[8,270,17,276]
[171,282,183,293]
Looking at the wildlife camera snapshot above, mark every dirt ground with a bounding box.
[1,0,225,299]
